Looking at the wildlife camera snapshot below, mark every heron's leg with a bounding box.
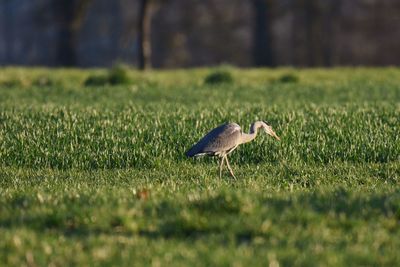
[224,156,237,180]
[219,157,225,179]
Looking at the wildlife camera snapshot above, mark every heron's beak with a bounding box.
[270,130,280,141]
[273,132,280,141]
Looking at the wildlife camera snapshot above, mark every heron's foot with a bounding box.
[228,170,237,180]
[218,170,237,180]
[219,157,225,179]
[224,156,237,180]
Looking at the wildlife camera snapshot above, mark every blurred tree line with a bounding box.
[0,0,399,68]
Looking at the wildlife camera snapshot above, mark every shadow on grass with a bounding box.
[1,188,399,242]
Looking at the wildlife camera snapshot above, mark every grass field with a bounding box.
[0,67,399,266]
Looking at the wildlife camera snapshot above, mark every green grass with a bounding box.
[0,67,399,266]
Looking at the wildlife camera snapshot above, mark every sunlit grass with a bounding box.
[0,67,399,266]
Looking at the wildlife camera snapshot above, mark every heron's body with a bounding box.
[185,123,241,157]
[186,121,280,179]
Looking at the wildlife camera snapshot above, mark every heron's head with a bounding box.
[262,121,280,141]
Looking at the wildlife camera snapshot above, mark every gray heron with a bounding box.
[185,121,280,179]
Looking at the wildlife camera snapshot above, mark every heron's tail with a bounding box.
[185,143,203,157]
[185,147,196,157]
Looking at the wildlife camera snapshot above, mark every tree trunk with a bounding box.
[305,0,317,66]
[3,0,14,63]
[251,0,274,67]
[322,0,341,66]
[52,0,93,66]
[137,0,153,70]
[56,27,78,66]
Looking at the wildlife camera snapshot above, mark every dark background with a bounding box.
[1,0,399,68]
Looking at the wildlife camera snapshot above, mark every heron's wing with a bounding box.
[186,123,241,157]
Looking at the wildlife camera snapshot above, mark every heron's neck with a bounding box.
[240,123,260,144]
